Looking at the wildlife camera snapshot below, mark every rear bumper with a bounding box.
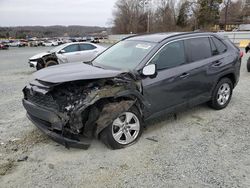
[23,99,91,149]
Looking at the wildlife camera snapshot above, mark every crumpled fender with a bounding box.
[95,100,135,137]
[114,89,151,110]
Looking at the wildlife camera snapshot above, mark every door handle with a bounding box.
[212,61,222,67]
[179,73,190,79]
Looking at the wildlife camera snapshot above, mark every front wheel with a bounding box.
[208,78,233,110]
[100,106,142,149]
[36,62,44,70]
[45,60,58,67]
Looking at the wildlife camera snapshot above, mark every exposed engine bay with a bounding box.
[23,73,144,149]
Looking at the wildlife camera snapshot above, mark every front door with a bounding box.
[142,40,191,113]
[58,44,81,63]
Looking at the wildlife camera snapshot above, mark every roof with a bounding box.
[124,32,214,43]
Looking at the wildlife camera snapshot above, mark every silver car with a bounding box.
[29,42,106,70]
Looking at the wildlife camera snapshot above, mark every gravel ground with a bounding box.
[0,47,250,188]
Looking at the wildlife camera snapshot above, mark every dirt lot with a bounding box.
[0,47,250,188]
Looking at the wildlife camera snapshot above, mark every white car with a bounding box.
[28,42,106,70]
[42,41,58,46]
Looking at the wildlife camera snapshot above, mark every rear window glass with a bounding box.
[211,37,227,54]
[185,37,212,62]
[79,44,96,51]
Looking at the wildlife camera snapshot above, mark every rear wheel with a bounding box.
[100,106,142,149]
[208,78,233,110]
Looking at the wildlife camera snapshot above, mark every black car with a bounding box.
[246,43,250,72]
[22,32,242,149]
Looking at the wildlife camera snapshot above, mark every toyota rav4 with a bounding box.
[22,32,241,149]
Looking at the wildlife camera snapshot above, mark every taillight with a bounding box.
[240,51,244,58]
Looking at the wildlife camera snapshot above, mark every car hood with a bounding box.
[34,62,123,83]
[29,52,51,60]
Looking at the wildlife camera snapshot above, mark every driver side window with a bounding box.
[151,40,186,70]
[63,44,79,53]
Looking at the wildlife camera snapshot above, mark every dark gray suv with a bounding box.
[22,32,241,149]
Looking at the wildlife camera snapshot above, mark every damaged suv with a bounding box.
[23,32,241,149]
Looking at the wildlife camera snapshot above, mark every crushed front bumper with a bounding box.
[23,99,92,149]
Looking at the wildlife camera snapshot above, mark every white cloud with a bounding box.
[0,0,117,26]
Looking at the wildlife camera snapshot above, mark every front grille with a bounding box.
[26,91,59,110]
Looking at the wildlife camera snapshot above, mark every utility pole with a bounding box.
[224,0,231,30]
[147,9,150,33]
[140,0,151,33]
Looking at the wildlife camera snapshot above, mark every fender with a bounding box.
[115,89,151,110]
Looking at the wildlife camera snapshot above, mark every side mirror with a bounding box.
[142,64,156,76]
[59,49,66,54]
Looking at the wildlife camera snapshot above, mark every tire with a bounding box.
[208,78,233,110]
[247,57,250,72]
[100,106,143,149]
[36,62,44,70]
[45,60,58,67]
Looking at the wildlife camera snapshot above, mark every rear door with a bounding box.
[182,37,215,102]
[79,43,98,62]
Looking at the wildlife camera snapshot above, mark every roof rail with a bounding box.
[121,31,214,43]
[159,31,213,42]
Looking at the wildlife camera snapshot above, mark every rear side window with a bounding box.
[79,44,96,51]
[63,44,79,53]
[185,37,212,62]
[211,37,227,54]
[151,40,186,70]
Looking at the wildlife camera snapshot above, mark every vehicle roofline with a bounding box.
[122,32,217,43]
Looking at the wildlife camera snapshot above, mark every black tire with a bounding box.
[45,60,58,67]
[247,57,250,72]
[36,62,44,70]
[208,78,233,110]
[100,106,143,149]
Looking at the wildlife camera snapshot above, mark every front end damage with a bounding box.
[22,73,143,149]
[29,53,58,68]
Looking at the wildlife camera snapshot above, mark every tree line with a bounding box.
[0,26,107,39]
[112,0,250,34]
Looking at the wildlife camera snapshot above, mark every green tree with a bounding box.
[177,0,189,27]
[197,0,222,28]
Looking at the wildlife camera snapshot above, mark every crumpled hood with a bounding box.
[34,62,123,83]
[29,52,51,60]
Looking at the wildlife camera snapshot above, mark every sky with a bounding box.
[0,0,117,27]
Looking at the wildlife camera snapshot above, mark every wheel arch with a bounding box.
[81,91,147,138]
[218,72,236,87]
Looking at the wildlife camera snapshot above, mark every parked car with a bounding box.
[8,41,25,47]
[91,37,100,43]
[42,41,58,47]
[0,43,9,50]
[22,32,242,150]
[246,43,250,72]
[28,42,106,70]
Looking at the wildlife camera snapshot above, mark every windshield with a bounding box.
[92,40,156,70]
